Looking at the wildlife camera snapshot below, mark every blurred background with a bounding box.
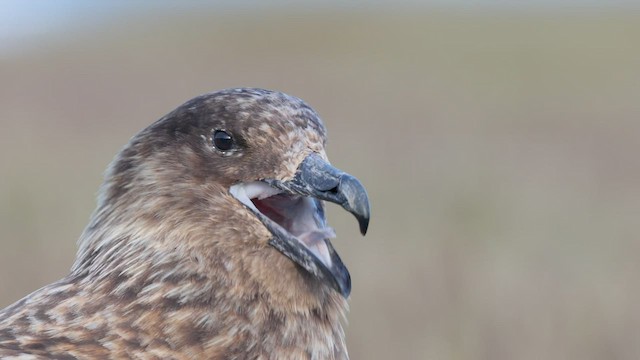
[1,1,640,358]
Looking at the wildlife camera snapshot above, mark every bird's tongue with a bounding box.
[252,194,336,267]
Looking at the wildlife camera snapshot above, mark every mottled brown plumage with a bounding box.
[0,88,370,359]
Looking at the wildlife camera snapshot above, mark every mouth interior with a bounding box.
[229,181,336,268]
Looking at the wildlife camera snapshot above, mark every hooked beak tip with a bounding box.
[339,174,370,236]
[358,214,369,235]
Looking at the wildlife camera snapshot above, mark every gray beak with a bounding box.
[262,153,370,297]
[268,153,370,235]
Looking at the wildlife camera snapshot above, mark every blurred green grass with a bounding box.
[1,10,640,359]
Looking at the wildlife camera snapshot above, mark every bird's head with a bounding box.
[77,88,369,302]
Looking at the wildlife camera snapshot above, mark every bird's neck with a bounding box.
[68,251,349,359]
[68,203,350,359]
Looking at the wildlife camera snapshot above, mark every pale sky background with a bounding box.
[1,0,639,54]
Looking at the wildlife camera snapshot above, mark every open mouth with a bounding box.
[230,181,336,268]
[227,153,369,298]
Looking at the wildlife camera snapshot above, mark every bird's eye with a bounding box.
[213,130,234,151]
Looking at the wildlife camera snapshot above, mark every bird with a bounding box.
[0,88,370,359]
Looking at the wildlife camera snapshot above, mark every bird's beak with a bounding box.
[231,153,369,298]
[269,153,370,236]
[265,153,370,298]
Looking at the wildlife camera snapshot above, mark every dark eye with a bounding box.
[213,130,234,151]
